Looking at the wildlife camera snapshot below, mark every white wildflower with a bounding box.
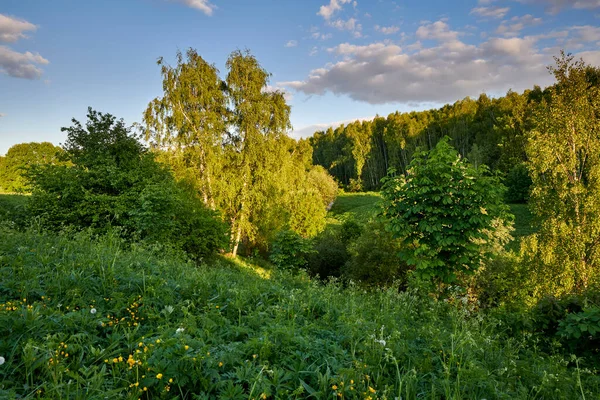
[90,308,97,314]
[176,327,185,334]
[0,356,5,365]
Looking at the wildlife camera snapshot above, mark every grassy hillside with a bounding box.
[1,227,599,399]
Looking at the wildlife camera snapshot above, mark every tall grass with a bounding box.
[1,227,598,399]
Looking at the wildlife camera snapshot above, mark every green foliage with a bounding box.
[146,49,332,256]
[0,194,29,228]
[26,108,227,259]
[526,52,600,294]
[1,226,600,399]
[505,163,532,203]
[309,89,538,191]
[306,226,349,279]
[269,230,315,271]
[344,220,410,287]
[0,142,64,193]
[557,307,600,353]
[382,137,513,285]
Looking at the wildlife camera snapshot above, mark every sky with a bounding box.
[0,0,599,155]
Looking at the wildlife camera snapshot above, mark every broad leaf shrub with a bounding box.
[25,108,228,259]
[269,230,315,272]
[1,227,600,398]
[343,220,411,288]
[382,137,512,289]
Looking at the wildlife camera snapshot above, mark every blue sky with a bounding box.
[1,0,599,155]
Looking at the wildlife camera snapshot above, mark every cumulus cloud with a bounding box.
[470,6,511,18]
[496,14,543,36]
[285,40,298,48]
[0,14,37,43]
[279,20,563,105]
[375,25,400,35]
[172,0,216,15]
[0,45,49,79]
[518,0,600,14]
[317,0,353,20]
[416,20,461,42]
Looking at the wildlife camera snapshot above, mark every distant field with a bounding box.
[329,192,537,247]
[328,192,382,223]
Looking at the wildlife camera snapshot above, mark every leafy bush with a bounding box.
[557,307,600,354]
[343,221,410,287]
[382,137,512,286]
[269,229,315,271]
[26,108,228,259]
[306,227,349,279]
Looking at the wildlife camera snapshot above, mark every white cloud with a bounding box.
[0,14,37,43]
[496,14,543,36]
[280,20,559,105]
[0,113,5,118]
[291,116,375,139]
[518,0,600,14]
[416,20,460,42]
[375,25,400,35]
[470,6,511,18]
[576,50,600,65]
[317,0,353,20]
[309,46,319,56]
[329,18,363,37]
[285,40,298,48]
[0,45,49,79]
[172,0,216,15]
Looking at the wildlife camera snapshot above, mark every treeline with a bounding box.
[309,65,600,197]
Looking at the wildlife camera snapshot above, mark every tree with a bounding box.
[382,137,512,286]
[144,49,227,209]
[146,49,332,257]
[525,52,600,292]
[27,108,228,259]
[0,142,64,193]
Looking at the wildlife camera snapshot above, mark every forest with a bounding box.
[1,50,600,399]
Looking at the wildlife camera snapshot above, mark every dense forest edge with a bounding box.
[1,50,600,398]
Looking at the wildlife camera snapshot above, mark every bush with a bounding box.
[26,108,228,259]
[343,221,410,287]
[269,230,315,271]
[382,137,512,286]
[307,227,349,279]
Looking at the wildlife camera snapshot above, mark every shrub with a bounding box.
[26,108,228,259]
[343,221,410,287]
[382,137,512,287]
[269,229,315,271]
[307,227,349,279]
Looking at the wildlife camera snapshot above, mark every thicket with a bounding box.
[25,108,228,260]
